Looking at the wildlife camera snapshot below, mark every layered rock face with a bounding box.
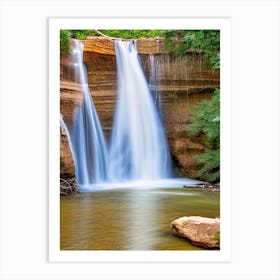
[60,36,219,179]
[84,36,165,55]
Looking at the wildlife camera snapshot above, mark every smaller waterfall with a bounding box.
[70,41,108,187]
[149,54,162,113]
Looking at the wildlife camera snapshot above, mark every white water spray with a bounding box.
[108,41,172,182]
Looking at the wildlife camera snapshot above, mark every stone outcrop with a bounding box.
[171,216,220,249]
[84,36,165,55]
[60,125,75,178]
[60,37,220,179]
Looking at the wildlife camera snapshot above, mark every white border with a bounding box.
[1,0,279,279]
[49,18,231,262]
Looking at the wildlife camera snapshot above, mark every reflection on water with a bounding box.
[60,187,220,250]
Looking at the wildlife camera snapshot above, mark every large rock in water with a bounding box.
[171,216,220,249]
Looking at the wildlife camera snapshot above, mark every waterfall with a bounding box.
[108,40,172,182]
[61,40,200,190]
[149,54,162,113]
[70,41,108,186]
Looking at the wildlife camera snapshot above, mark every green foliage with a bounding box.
[176,147,188,155]
[196,148,220,182]
[60,30,71,54]
[163,30,220,69]
[67,29,165,40]
[97,30,165,39]
[214,232,220,244]
[69,30,98,40]
[167,92,179,101]
[188,88,220,182]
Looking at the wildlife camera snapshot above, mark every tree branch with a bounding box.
[60,177,78,194]
[94,29,130,41]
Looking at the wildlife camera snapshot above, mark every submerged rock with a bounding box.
[170,216,220,249]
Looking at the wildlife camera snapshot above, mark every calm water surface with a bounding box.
[60,187,220,250]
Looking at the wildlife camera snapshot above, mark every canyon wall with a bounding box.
[60,37,220,179]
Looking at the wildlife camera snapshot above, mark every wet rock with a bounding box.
[171,216,220,249]
[186,183,220,191]
[60,130,75,178]
[84,36,115,55]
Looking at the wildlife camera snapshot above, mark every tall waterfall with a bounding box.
[108,40,172,182]
[70,41,108,186]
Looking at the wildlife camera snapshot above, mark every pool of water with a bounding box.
[60,187,220,250]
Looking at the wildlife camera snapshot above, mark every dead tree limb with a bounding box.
[94,29,133,41]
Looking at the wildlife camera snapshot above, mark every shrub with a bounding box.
[60,30,71,54]
[167,92,179,101]
[188,88,220,182]
[163,30,220,69]
[214,232,220,245]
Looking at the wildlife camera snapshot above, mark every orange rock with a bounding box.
[136,37,165,54]
[60,132,75,178]
[84,36,115,55]
[84,36,165,55]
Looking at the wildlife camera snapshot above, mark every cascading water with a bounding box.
[149,54,162,113]
[70,41,108,187]
[108,40,172,182]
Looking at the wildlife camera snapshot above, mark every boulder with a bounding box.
[170,216,220,249]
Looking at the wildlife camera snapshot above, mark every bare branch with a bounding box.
[94,29,131,41]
